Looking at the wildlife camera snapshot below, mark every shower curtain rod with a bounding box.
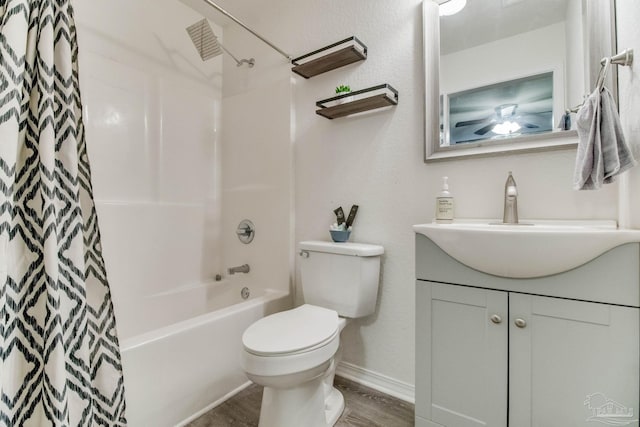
[202,0,292,61]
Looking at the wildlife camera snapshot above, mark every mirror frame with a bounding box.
[423,0,619,162]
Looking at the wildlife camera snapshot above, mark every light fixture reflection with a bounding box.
[493,121,521,135]
[439,0,467,16]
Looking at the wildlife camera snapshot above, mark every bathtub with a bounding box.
[118,281,291,426]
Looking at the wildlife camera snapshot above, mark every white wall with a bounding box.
[565,0,587,109]
[77,0,639,400]
[441,22,567,128]
[245,0,620,391]
[75,0,223,339]
[618,0,640,228]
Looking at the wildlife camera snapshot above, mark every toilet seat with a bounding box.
[241,305,341,378]
[243,304,339,356]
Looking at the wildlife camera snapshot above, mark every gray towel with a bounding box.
[573,87,636,190]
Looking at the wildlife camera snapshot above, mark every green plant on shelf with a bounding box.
[335,84,351,94]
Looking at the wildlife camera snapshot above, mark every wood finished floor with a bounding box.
[186,376,414,427]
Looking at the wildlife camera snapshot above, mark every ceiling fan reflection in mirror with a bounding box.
[445,71,554,145]
[455,103,542,136]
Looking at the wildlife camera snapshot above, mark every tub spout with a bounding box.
[503,171,519,224]
[228,264,250,275]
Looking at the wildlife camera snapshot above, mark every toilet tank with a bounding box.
[299,241,384,318]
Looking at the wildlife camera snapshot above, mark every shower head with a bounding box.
[186,19,255,67]
[186,19,223,61]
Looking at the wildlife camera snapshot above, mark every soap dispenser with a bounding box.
[435,176,454,223]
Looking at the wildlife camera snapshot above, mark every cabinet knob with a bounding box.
[514,318,527,328]
[490,314,502,324]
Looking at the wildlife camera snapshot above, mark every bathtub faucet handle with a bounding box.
[228,264,250,275]
[235,220,255,244]
[236,226,252,236]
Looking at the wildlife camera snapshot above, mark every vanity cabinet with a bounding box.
[415,234,640,427]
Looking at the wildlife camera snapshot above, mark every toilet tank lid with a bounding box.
[299,241,384,256]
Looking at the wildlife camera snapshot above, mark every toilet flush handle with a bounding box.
[299,250,310,258]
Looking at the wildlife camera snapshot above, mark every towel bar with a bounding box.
[565,48,634,114]
[602,48,633,67]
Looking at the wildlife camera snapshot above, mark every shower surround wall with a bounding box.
[75,0,293,423]
[219,39,293,301]
[176,0,294,308]
[74,0,222,337]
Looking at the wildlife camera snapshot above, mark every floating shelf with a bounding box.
[291,36,367,79]
[316,84,399,120]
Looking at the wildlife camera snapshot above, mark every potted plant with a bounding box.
[335,84,353,104]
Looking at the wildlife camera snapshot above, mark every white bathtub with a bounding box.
[118,281,291,426]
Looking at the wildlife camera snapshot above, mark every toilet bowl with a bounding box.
[241,241,384,427]
[242,305,346,427]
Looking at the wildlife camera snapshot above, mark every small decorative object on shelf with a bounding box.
[291,36,367,79]
[335,84,353,105]
[316,84,399,120]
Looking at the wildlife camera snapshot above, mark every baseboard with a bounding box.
[176,380,253,426]
[336,361,415,404]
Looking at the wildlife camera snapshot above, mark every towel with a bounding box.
[573,87,637,190]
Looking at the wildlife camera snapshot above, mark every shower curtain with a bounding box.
[0,0,127,425]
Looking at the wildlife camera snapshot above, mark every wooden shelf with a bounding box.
[291,37,367,79]
[316,84,398,120]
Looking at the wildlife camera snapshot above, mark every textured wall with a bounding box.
[283,0,619,388]
[617,0,640,228]
[82,0,638,395]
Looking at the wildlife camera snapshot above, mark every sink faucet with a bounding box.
[503,172,519,224]
[228,264,250,275]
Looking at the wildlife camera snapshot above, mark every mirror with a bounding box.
[424,0,618,161]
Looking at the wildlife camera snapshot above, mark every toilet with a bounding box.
[241,240,384,427]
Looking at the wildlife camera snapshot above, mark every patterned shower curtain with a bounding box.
[0,0,127,425]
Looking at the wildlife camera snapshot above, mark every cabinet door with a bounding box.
[418,282,508,427]
[509,294,640,427]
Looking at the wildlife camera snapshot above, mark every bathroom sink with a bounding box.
[413,220,640,278]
